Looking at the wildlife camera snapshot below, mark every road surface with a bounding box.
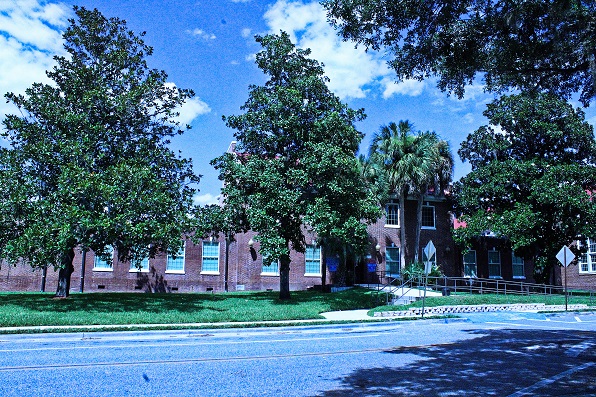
[0,311,594,396]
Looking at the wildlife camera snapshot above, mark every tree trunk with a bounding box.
[399,190,407,270]
[413,193,424,263]
[335,245,348,287]
[55,248,75,298]
[279,252,291,300]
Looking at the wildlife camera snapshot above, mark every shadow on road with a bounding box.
[319,329,596,396]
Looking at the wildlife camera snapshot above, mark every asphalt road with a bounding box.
[0,312,594,396]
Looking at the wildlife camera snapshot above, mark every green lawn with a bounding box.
[2,288,593,330]
[0,288,376,328]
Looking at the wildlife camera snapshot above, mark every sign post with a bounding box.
[421,241,436,318]
[556,246,575,311]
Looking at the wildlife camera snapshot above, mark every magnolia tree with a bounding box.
[212,32,380,299]
[453,92,596,283]
[0,7,199,297]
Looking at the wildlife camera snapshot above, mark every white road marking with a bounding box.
[506,362,595,397]
[0,333,382,354]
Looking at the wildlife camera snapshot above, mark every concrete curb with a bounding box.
[373,303,589,318]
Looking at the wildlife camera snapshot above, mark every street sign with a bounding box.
[423,240,436,275]
[556,246,575,267]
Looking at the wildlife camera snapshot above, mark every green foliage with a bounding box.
[212,32,380,298]
[324,0,596,104]
[0,8,198,285]
[453,92,596,282]
[401,262,443,281]
[366,121,453,265]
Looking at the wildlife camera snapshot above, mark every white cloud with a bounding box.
[241,28,252,38]
[187,28,216,41]
[176,97,211,125]
[231,0,251,3]
[193,193,220,206]
[0,1,71,117]
[0,0,70,51]
[382,78,426,99]
[462,113,475,124]
[164,83,211,125]
[263,0,409,100]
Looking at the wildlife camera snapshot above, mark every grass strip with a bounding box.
[0,288,375,328]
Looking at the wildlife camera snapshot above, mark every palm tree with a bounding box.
[412,133,454,263]
[369,121,434,269]
[368,122,454,269]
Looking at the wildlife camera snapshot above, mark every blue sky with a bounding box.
[3,0,596,205]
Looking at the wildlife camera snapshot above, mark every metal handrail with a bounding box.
[373,272,427,305]
[425,275,596,304]
[371,274,596,306]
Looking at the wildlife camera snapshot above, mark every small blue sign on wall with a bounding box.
[367,263,377,273]
[326,256,339,272]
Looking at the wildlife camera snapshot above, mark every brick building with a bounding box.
[561,239,596,290]
[0,193,462,293]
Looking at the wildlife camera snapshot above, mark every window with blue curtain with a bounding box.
[202,241,219,273]
[305,245,321,275]
[167,244,185,273]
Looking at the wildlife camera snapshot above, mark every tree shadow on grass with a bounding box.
[0,292,229,314]
[319,329,596,396]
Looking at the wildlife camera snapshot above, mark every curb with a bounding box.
[373,303,589,318]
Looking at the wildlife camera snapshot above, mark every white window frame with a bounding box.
[488,250,502,279]
[512,254,525,279]
[93,246,114,272]
[421,203,436,229]
[384,199,400,228]
[166,242,186,274]
[578,238,596,274]
[463,250,477,278]
[305,245,322,276]
[201,240,220,275]
[261,256,280,276]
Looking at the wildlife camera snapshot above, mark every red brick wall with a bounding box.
[561,263,596,290]
[0,195,460,293]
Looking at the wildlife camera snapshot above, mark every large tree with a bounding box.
[323,0,596,104]
[453,92,596,283]
[0,7,199,297]
[212,32,378,299]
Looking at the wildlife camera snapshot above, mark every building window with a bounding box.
[386,246,400,277]
[93,246,113,271]
[579,238,596,273]
[488,250,501,278]
[305,245,321,276]
[385,200,399,227]
[512,254,525,278]
[421,204,435,229]
[166,243,185,273]
[201,241,220,274]
[463,250,477,278]
[130,257,149,272]
[262,256,279,276]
